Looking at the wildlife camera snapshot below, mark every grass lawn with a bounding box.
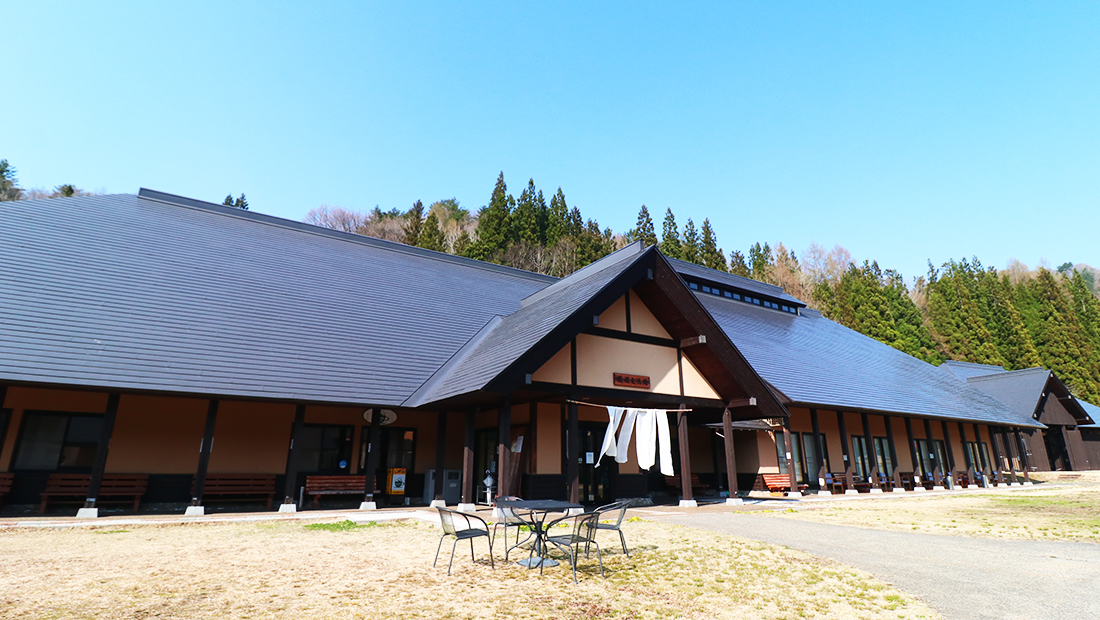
[0,517,940,619]
[774,484,1100,542]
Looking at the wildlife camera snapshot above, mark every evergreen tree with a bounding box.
[682,219,701,264]
[659,208,682,259]
[979,269,1041,370]
[748,242,773,282]
[0,160,23,201]
[566,206,583,238]
[453,230,472,256]
[466,173,514,262]
[700,219,726,270]
[1027,269,1100,400]
[633,205,658,247]
[729,250,751,277]
[546,188,569,246]
[925,261,1004,366]
[513,179,545,246]
[418,211,446,252]
[222,193,248,210]
[403,200,425,246]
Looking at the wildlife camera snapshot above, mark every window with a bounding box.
[776,431,830,485]
[873,437,894,475]
[965,441,990,470]
[13,412,103,471]
[915,438,947,478]
[298,424,353,473]
[702,285,712,294]
[689,282,699,290]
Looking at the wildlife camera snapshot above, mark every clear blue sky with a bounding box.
[5,2,1098,279]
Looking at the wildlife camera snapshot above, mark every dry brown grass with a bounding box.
[777,484,1100,542]
[0,517,940,619]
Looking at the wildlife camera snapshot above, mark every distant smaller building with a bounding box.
[942,361,1099,472]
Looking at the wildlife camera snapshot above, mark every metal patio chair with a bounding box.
[434,507,494,575]
[591,500,631,557]
[541,511,605,583]
[493,496,535,560]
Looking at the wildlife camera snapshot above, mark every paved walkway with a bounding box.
[649,511,1100,620]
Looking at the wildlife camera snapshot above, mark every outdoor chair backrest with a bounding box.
[495,496,528,525]
[576,512,599,544]
[437,507,486,536]
[595,501,629,527]
[438,507,460,536]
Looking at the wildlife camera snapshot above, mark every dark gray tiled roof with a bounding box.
[1079,400,1100,429]
[409,242,647,405]
[963,369,1050,425]
[941,360,1006,381]
[668,258,805,306]
[0,191,553,406]
[694,294,1038,427]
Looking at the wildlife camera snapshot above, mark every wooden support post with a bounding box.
[460,409,476,506]
[82,393,121,514]
[884,415,902,490]
[722,408,739,501]
[782,416,799,496]
[362,413,383,507]
[973,423,992,487]
[958,422,974,487]
[677,408,695,505]
[923,419,942,487]
[281,404,306,509]
[190,400,219,511]
[941,420,955,488]
[567,401,579,504]
[904,417,921,488]
[1014,429,1031,483]
[528,401,538,477]
[497,397,511,499]
[861,412,879,489]
[810,409,825,489]
[1002,427,1018,484]
[0,385,10,464]
[433,412,447,504]
[837,411,855,491]
[989,426,1006,485]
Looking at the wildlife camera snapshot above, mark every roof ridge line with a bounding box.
[402,315,504,408]
[137,188,558,285]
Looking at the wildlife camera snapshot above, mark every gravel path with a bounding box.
[650,512,1099,620]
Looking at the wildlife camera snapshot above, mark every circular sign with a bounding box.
[363,408,397,425]
[338,460,348,469]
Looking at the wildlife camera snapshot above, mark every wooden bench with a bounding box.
[0,473,12,506]
[762,473,808,493]
[665,474,708,493]
[304,475,367,508]
[193,474,277,510]
[39,474,148,513]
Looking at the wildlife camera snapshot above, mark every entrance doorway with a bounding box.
[1042,429,1070,471]
[573,422,616,505]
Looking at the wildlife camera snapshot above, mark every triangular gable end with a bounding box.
[489,247,788,421]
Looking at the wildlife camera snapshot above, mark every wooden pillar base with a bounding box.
[786,491,803,498]
[75,507,99,519]
[278,503,296,513]
[816,490,832,496]
[456,503,476,513]
[429,499,446,508]
[869,488,884,494]
[360,501,378,510]
[725,497,744,505]
[184,505,205,516]
[678,499,698,508]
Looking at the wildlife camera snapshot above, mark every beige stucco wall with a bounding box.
[630,293,671,338]
[532,341,572,384]
[106,395,208,474]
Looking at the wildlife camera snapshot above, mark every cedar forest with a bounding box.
[4,161,1099,403]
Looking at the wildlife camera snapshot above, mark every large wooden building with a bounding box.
[0,190,1092,516]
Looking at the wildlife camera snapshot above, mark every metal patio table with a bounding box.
[494,498,583,569]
